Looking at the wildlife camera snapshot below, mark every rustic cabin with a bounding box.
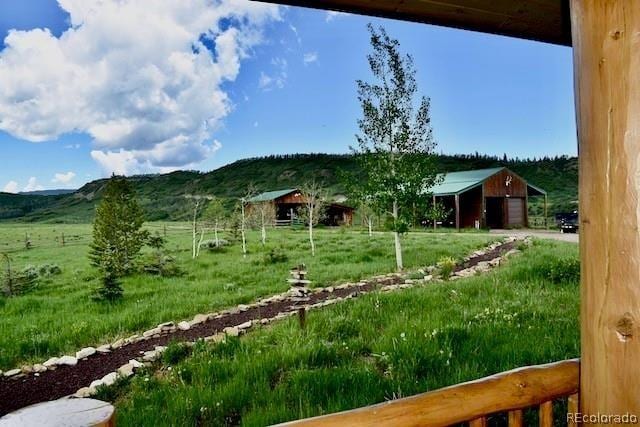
[430,167,546,229]
[247,188,354,226]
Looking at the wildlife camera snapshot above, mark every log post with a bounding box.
[543,194,548,229]
[432,194,437,230]
[454,194,460,231]
[570,0,640,418]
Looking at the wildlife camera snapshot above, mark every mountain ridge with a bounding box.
[0,153,577,223]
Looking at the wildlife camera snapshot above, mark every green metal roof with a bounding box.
[430,167,504,196]
[247,188,298,202]
[428,167,547,196]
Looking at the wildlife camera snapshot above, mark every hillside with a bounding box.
[0,153,577,223]
[18,189,76,196]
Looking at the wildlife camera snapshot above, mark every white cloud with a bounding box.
[64,143,81,149]
[90,140,222,175]
[303,51,318,65]
[289,24,301,45]
[23,177,44,192]
[52,171,76,184]
[258,57,287,91]
[3,181,18,193]
[0,0,281,175]
[325,10,348,22]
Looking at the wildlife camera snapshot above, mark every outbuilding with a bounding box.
[247,188,354,226]
[429,167,546,229]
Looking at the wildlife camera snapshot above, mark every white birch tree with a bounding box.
[351,24,441,271]
[299,181,326,256]
[360,199,377,237]
[202,197,227,248]
[255,201,276,245]
[185,194,213,259]
[238,186,256,258]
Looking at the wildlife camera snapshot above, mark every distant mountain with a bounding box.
[19,189,77,196]
[0,153,577,223]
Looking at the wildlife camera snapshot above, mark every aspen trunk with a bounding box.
[309,207,315,256]
[191,199,200,259]
[214,221,219,247]
[392,199,403,270]
[261,211,266,245]
[196,229,205,257]
[241,202,247,257]
[192,211,197,259]
[368,218,373,237]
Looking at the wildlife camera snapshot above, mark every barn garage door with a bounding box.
[507,198,524,226]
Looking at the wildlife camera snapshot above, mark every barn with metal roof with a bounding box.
[247,188,354,226]
[429,167,546,229]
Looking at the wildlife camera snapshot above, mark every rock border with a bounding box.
[66,236,529,398]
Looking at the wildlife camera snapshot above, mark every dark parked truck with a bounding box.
[555,211,579,233]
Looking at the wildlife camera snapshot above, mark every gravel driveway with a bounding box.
[490,229,578,243]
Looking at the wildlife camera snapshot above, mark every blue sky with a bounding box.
[0,1,576,192]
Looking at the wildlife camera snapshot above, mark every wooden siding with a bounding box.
[483,169,527,198]
[275,191,304,204]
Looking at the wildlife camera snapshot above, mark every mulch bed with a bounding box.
[0,239,515,416]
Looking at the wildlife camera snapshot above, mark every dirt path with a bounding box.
[0,239,519,416]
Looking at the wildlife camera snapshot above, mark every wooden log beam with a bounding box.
[570,0,640,418]
[275,359,579,427]
[258,0,572,46]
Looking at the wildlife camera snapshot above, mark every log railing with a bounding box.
[277,359,579,427]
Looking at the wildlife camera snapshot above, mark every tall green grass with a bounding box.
[112,239,579,426]
[0,223,493,369]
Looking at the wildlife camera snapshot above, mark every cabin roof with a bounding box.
[247,188,298,202]
[429,167,546,196]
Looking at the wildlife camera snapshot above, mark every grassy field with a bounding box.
[0,223,495,370]
[106,239,580,426]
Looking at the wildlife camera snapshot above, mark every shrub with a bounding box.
[162,342,192,365]
[1,262,60,296]
[542,257,580,284]
[141,252,182,277]
[147,232,166,251]
[437,256,457,280]
[204,239,230,252]
[2,267,38,296]
[38,264,62,276]
[262,247,289,264]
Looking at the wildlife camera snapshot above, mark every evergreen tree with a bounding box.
[90,176,147,300]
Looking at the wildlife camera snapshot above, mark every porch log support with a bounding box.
[571,0,640,418]
[544,194,548,230]
[433,194,437,230]
[481,185,486,228]
[454,194,460,231]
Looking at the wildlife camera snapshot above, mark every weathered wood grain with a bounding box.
[570,0,640,417]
